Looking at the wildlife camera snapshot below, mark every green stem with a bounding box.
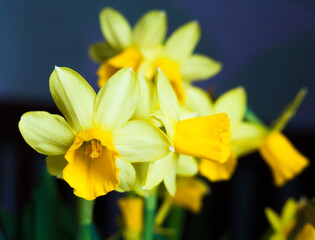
[76,198,95,240]
[167,207,185,240]
[143,191,158,240]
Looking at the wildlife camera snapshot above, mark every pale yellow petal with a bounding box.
[156,69,179,121]
[113,120,171,163]
[231,122,268,157]
[19,111,75,155]
[50,67,96,133]
[94,68,139,132]
[132,75,157,120]
[144,152,176,190]
[88,41,119,64]
[199,152,237,181]
[46,155,67,178]
[133,163,154,197]
[259,132,309,187]
[133,10,167,46]
[265,207,282,232]
[116,158,136,192]
[163,154,177,196]
[99,8,132,50]
[176,154,198,176]
[281,198,297,226]
[183,84,213,117]
[165,21,200,62]
[173,113,231,163]
[181,54,222,81]
[214,87,246,126]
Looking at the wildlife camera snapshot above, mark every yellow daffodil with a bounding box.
[89,7,221,104]
[141,70,230,195]
[184,85,267,181]
[172,177,209,213]
[258,88,309,187]
[19,67,171,200]
[118,197,143,240]
[265,198,315,240]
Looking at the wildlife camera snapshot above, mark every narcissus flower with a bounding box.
[184,85,267,181]
[258,88,309,187]
[118,197,143,240]
[142,70,230,195]
[89,8,221,104]
[19,67,171,200]
[265,198,315,240]
[172,177,209,213]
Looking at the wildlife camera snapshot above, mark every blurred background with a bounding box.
[0,0,314,239]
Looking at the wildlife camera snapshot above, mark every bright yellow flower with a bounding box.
[118,197,143,240]
[172,177,209,213]
[265,198,315,240]
[141,70,230,195]
[259,88,309,187]
[184,85,267,181]
[19,67,171,200]
[89,8,221,104]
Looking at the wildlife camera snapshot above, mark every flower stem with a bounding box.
[167,207,185,240]
[155,196,173,227]
[143,191,157,240]
[76,197,95,240]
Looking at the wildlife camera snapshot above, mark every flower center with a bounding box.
[84,139,102,159]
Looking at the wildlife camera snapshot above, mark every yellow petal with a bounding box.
[281,198,297,226]
[165,21,200,62]
[184,84,213,117]
[132,75,157,121]
[231,122,268,157]
[156,58,185,104]
[176,154,198,177]
[180,54,222,81]
[214,87,246,126]
[94,68,139,132]
[99,8,132,51]
[19,111,75,155]
[97,48,143,88]
[133,10,167,46]
[296,223,315,240]
[156,69,179,121]
[173,113,231,163]
[63,128,120,200]
[118,197,143,240]
[88,41,119,64]
[113,120,171,163]
[46,155,67,178]
[116,158,136,192]
[172,178,209,213]
[144,152,177,190]
[163,154,177,196]
[259,132,309,187]
[50,67,96,133]
[199,152,237,181]
[265,207,282,232]
[133,163,155,197]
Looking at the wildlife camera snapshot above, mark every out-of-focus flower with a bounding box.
[19,67,171,200]
[265,198,315,240]
[89,7,221,104]
[184,85,266,181]
[172,177,209,213]
[118,197,143,240]
[258,88,309,187]
[142,70,230,195]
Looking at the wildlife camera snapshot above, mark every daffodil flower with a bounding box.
[265,198,315,240]
[89,7,221,104]
[118,197,143,240]
[184,85,267,181]
[142,70,230,195]
[19,67,171,200]
[258,88,309,187]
